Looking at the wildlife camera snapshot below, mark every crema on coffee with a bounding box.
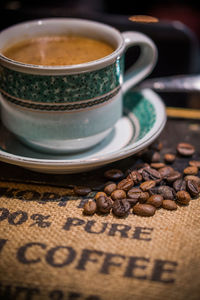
[2,35,115,66]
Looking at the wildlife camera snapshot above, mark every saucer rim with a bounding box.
[0,89,166,172]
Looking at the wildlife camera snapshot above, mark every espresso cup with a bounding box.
[0,18,157,153]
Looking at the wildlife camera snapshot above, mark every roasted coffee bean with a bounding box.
[142,167,161,182]
[96,196,113,213]
[152,152,161,162]
[166,171,182,183]
[137,148,148,157]
[104,181,116,186]
[142,149,161,163]
[184,175,200,187]
[104,169,124,181]
[189,160,200,168]
[104,183,117,195]
[176,190,191,205]
[111,189,126,201]
[173,178,186,192]
[158,166,174,179]
[183,166,198,175]
[162,200,177,210]
[74,186,91,196]
[124,168,132,177]
[117,178,134,191]
[126,198,138,207]
[164,153,176,164]
[80,138,200,219]
[176,142,195,156]
[150,162,166,169]
[138,192,150,203]
[127,170,142,184]
[140,180,156,191]
[112,199,131,217]
[149,186,176,200]
[150,140,163,151]
[158,179,168,186]
[146,194,163,208]
[91,183,105,191]
[136,163,150,174]
[95,191,107,200]
[127,188,142,200]
[133,203,156,217]
[83,200,97,215]
[126,198,139,206]
[186,180,199,197]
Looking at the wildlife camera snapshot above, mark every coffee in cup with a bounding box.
[2,35,115,66]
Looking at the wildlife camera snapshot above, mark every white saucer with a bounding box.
[0,89,166,174]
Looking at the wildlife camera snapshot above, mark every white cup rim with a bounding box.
[0,18,125,75]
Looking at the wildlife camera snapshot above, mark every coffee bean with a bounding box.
[126,170,142,184]
[176,142,195,156]
[104,181,116,186]
[184,175,200,187]
[173,179,186,192]
[124,168,132,178]
[164,153,176,163]
[140,180,156,191]
[166,171,182,183]
[183,166,198,175]
[111,189,126,201]
[176,190,191,205]
[149,186,176,200]
[138,192,150,203]
[186,180,199,197]
[137,149,148,157]
[104,183,117,195]
[126,198,139,206]
[74,186,91,196]
[150,162,166,169]
[136,163,150,174]
[83,200,97,215]
[150,140,163,151]
[127,188,142,200]
[146,194,163,208]
[96,196,113,213]
[81,139,200,219]
[162,200,177,210]
[133,203,156,217]
[94,191,107,200]
[151,151,161,163]
[142,167,161,182]
[91,183,105,191]
[158,166,174,179]
[153,151,162,161]
[104,169,124,181]
[189,161,200,168]
[141,149,160,163]
[117,178,134,191]
[112,199,131,217]
[158,179,168,186]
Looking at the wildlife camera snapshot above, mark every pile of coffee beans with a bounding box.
[74,142,200,217]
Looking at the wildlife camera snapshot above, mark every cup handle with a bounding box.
[122,31,157,94]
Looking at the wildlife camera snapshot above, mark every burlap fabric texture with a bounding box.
[0,181,200,300]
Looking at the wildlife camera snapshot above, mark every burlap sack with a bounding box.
[0,180,199,300]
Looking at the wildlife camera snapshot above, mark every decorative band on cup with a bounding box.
[0,86,121,111]
[0,59,123,103]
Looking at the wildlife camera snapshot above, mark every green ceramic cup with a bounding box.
[0,18,157,153]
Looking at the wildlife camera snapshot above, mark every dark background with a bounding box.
[1,0,200,108]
